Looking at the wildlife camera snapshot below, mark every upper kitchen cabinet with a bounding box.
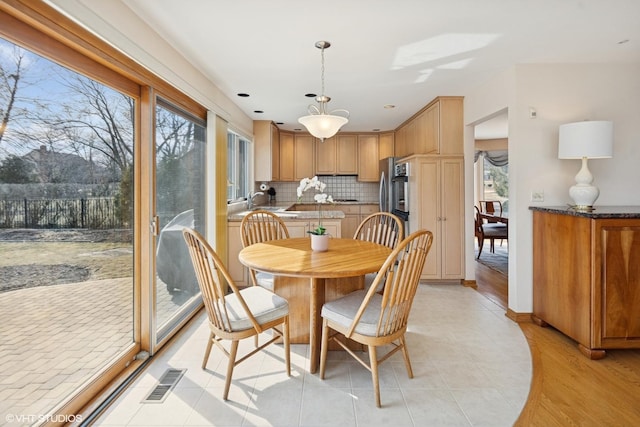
[294,134,315,180]
[394,96,463,157]
[279,131,295,181]
[378,132,394,159]
[277,132,314,181]
[254,120,279,182]
[357,134,379,182]
[315,134,358,175]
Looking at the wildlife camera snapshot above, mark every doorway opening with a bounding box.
[473,112,509,307]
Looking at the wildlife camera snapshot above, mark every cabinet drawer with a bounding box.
[338,205,360,214]
[360,205,379,215]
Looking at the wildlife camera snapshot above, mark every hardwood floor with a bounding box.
[474,260,640,426]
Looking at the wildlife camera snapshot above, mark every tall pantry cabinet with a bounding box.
[405,155,464,280]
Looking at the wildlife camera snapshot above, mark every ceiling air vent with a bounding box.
[141,368,186,403]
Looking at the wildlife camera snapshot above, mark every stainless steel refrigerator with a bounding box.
[379,157,397,213]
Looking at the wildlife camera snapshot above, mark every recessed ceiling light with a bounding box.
[305,93,317,98]
[254,110,264,114]
[384,104,396,109]
[372,128,381,132]
[617,39,630,44]
[237,93,250,97]
[294,128,303,131]
[276,122,284,125]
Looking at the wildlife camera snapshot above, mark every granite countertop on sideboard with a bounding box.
[529,205,640,219]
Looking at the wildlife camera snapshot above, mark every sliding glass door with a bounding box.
[0,35,137,420]
[153,99,206,344]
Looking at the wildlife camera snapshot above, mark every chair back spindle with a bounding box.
[353,212,404,249]
[240,210,290,288]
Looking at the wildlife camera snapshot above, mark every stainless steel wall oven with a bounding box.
[391,162,409,225]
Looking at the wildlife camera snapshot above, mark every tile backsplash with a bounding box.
[257,176,379,204]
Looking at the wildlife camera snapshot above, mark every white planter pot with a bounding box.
[310,234,329,252]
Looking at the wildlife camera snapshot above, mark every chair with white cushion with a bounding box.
[182,227,290,400]
[240,210,290,291]
[319,229,433,407]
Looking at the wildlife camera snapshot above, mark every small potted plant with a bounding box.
[297,176,334,251]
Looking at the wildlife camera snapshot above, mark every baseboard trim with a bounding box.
[461,279,477,288]
[506,308,533,323]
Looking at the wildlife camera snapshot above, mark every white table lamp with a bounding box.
[558,121,613,209]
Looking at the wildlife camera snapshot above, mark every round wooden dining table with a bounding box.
[238,237,391,373]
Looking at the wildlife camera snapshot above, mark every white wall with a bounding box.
[465,63,640,313]
[48,0,254,137]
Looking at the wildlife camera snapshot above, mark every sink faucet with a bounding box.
[247,191,264,209]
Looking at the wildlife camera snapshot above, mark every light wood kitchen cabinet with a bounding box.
[357,135,379,181]
[227,223,248,286]
[360,204,379,216]
[531,207,640,359]
[394,118,415,158]
[407,155,464,280]
[335,205,360,238]
[379,132,394,159]
[254,120,279,182]
[314,136,336,175]
[334,204,380,239]
[290,219,341,238]
[394,96,463,157]
[415,103,439,154]
[279,132,294,181]
[294,134,315,180]
[436,96,464,155]
[315,135,358,175]
[227,218,341,287]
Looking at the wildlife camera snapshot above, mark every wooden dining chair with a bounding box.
[479,200,504,222]
[474,206,508,259]
[240,210,290,291]
[353,211,404,249]
[353,211,404,291]
[319,229,434,407]
[182,228,291,400]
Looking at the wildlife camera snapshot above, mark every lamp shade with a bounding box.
[298,114,348,139]
[558,121,613,159]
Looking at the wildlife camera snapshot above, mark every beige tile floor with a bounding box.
[93,283,532,427]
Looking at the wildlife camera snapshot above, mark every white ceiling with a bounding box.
[121,0,640,138]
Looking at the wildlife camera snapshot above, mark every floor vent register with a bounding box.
[141,368,186,403]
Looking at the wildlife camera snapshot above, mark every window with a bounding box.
[482,155,509,213]
[227,131,251,202]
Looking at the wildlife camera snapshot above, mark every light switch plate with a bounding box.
[531,190,544,202]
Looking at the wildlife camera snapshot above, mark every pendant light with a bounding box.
[298,41,349,141]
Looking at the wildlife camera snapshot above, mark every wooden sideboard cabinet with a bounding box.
[531,206,640,359]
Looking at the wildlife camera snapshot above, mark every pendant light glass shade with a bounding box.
[298,41,349,140]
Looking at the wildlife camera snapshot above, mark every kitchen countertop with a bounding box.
[529,205,640,219]
[228,203,346,221]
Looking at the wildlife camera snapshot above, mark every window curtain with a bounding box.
[474,150,508,166]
